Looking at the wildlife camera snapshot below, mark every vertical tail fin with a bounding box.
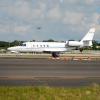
[81,28,95,42]
[81,28,95,47]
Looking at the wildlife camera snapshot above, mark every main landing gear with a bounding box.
[52,52,60,58]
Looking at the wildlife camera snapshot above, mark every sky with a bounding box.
[0,0,100,41]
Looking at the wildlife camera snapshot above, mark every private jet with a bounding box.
[8,28,95,57]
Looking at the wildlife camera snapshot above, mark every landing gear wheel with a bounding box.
[52,52,60,58]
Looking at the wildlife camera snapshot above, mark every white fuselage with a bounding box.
[8,42,70,53]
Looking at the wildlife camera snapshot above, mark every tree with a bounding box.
[43,39,55,42]
[0,41,9,49]
[92,40,98,50]
[10,40,24,46]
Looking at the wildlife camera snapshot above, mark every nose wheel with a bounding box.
[79,48,83,53]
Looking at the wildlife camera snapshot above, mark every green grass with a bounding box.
[0,85,100,100]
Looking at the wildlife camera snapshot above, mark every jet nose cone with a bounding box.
[7,47,13,51]
[7,47,11,51]
[7,47,19,53]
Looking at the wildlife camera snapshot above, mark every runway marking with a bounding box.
[48,56,100,61]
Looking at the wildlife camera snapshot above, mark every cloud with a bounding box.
[80,13,100,28]
[2,0,47,21]
[13,25,31,34]
[0,1,30,19]
[85,0,95,5]
[47,5,62,20]
[0,19,31,35]
[63,12,84,25]
[91,13,100,25]
[31,1,46,19]
[0,0,100,41]
[0,24,31,34]
[64,0,95,5]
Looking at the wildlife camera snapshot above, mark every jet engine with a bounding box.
[67,41,83,47]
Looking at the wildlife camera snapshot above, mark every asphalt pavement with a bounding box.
[0,58,100,87]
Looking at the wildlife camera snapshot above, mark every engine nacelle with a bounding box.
[67,41,83,47]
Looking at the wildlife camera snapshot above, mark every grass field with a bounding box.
[0,85,100,100]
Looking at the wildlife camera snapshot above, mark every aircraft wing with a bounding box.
[43,48,67,52]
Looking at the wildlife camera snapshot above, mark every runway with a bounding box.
[0,58,100,87]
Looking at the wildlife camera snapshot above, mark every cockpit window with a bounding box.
[23,44,26,46]
[21,43,26,46]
